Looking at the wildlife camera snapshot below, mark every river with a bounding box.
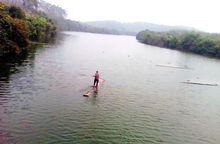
[0,32,220,144]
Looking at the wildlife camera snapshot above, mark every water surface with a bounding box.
[0,32,220,144]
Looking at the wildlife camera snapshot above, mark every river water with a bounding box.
[0,32,220,144]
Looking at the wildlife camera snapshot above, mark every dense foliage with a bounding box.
[136,30,220,58]
[26,16,56,42]
[8,5,25,19]
[0,2,56,56]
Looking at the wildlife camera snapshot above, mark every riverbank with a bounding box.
[0,2,56,58]
[136,30,220,58]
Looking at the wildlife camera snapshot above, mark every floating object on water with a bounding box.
[83,78,105,97]
[156,64,189,70]
[83,86,97,97]
[182,81,218,86]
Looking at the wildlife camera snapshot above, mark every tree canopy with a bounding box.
[0,2,56,56]
[136,30,220,58]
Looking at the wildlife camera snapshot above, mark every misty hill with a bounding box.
[59,19,122,35]
[0,0,127,35]
[0,1,195,36]
[84,21,196,35]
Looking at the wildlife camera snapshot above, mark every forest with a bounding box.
[136,30,220,58]
[0,0,124,51]
[0,0,59,57]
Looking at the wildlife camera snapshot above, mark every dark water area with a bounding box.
[0,32,220,144]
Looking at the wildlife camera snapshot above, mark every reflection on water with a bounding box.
[0,32,220,144]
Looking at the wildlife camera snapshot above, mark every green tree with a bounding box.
[8,6,25,19]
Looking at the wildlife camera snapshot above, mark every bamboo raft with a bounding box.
[156,64,189,70]
[83,78,105,97]
[182,81,218,86]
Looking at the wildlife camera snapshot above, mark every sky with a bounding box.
[44,0,220,33]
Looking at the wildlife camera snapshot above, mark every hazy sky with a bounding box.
[44,0,220,33]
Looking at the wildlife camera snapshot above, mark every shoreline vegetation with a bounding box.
[0,1,57,58]
[136,30,220,59]
[1,1,220,61]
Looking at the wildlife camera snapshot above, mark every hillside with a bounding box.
[59,19,125,35]
[85,21,195,35]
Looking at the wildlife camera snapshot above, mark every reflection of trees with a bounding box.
[0,32,66,79]
[0,43,41,114]
[0,43,40,79]
[0,29,66,80]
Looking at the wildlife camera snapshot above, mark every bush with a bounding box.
[136,30,220,58]
[12,19,29,48]
[26,15,56,42]
[0,12,29,54]
[0,2,56,56]
[8,6,25,19]
[0,2,6,11]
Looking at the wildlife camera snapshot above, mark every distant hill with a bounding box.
[0,0,126,35]
[84,21,196,35]
[59,19,123,35]
[0,1,196,36]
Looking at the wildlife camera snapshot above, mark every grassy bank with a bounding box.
[0,2,56,57]
[136,30,220,58]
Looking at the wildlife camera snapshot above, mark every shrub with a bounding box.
[12,19,29,48]
[8,6,25,19]
[136,30,220,58]
[0,13,29,54]
[0,2,7,11]
[26,15,56,42]
[0,2,57,56]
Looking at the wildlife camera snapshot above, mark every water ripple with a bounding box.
[0,32,220,144]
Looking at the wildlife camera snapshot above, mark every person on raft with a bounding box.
[93,70,100,88]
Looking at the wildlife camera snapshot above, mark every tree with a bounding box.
[22,0,39,10]
[8,5,25,19]
[136,30,220,59]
